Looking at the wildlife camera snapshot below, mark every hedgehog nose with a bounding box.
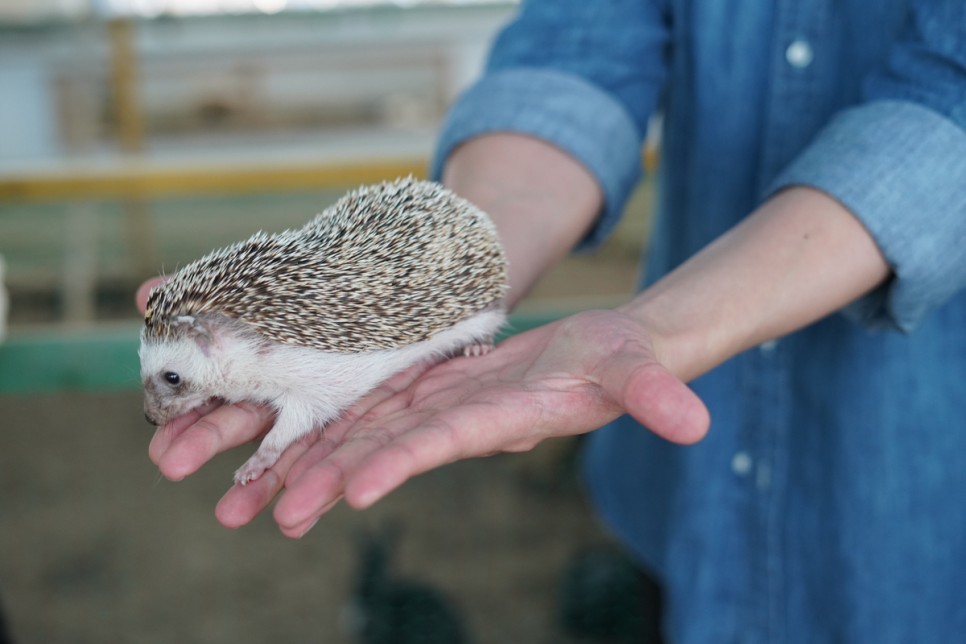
[144,411,159,426]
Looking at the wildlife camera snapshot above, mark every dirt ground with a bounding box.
[0,390,619,644]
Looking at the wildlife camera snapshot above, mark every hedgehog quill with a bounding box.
[139,178,508,485]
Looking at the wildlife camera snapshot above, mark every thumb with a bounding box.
[598,352,710,444]
[136,276,167,314]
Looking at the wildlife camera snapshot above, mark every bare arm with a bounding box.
[441,132,604,307]
[445,132,890,381]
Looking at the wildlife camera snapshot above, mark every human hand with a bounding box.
[222,313,707,536]
[137,279,708,538]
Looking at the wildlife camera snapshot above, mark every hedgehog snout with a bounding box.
[142,390,191,428]
[142,387,170,427]
[142,376,188,427]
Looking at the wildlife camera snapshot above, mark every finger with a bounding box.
[148,399,224,465]
[282,432,344,489]
[136,276,167,314]
[215,434,314,530]
[601,354,710,444]
[277,497,341,540]
[273,411,433,527]
[272,440,373,530]
[156,402,274,481]
[273,456,348,530]
[341,404,508,510]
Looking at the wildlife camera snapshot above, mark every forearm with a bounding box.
[443,135,890,387]
[622,186,891,382]
[442,133,604,307]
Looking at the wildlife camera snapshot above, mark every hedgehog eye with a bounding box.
[163,371,182,386]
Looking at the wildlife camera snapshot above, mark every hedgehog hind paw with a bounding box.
[462,341,494,358]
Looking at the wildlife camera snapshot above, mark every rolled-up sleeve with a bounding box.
[769,2,966,332]
[432,0,670,250]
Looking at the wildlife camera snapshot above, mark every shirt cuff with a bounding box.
[432,68,645,251]
[768,100,966,332]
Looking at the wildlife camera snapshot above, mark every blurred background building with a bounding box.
[0,0,651,337]
[1,0,511,163]
[0,0,539,329]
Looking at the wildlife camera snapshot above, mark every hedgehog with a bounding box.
[139,177,508,485]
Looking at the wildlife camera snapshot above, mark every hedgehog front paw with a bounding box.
[234,449,280,486]
[234,403,315,485]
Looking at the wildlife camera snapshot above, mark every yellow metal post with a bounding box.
[108,18,145,154]
[107,17,158,282]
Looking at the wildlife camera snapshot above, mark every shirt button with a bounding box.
[759,339,779,353]
[731,451,753,477]
[785,39,814,68]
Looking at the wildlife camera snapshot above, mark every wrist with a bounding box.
[617,290,723,384]
[617,187,890,384]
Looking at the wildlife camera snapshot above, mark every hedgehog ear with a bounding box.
[173,315,215,357]
[191,326,214,357]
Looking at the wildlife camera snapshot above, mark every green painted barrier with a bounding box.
[0,312,565,394]
[0,326,142,393]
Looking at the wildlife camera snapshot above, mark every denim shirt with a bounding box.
[433,1,966,642]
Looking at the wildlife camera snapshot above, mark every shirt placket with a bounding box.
[746,2,834,642]
[739,341,790,644]
[756,0,835,194]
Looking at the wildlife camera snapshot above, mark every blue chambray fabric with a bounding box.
[432,1,966,642]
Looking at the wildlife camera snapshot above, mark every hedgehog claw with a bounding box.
[463,342,494,358]
[234,455,274,486]
[234,467,264,487]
